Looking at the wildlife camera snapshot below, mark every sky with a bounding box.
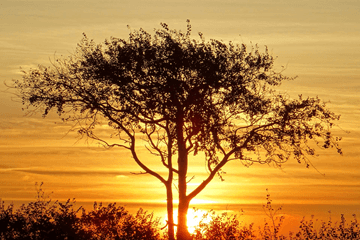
[1,0,360,232]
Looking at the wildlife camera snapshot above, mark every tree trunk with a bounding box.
[176,116,192,240]
[177,197,191,240]
[166,182,175,240]
[177,162,191,240]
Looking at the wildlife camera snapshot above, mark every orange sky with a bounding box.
[1,0,360,232]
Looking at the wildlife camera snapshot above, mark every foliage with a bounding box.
[192,209,255,240]
[288,214,360,240]
[79,202,162,240]
[0,182,83,240]
[1,186,360,239]
[189,210,360,240]
[191,191,360,240]
[0,183,164,240]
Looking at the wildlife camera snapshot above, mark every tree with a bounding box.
[12,20,342,240]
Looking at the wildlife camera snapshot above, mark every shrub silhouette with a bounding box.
[0,183,163,240]
[288,214,360,240]
[1,185,359,239]
[190,190,360,240]
[192,209,255,240]
[80,202,162,240]
[257,189,285,240]
[0,200,82,239]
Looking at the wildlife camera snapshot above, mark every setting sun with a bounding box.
[169,208,210,234]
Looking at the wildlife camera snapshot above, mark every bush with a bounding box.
[1,185,359,239]
[80,202,162,240]
[192,209,255,240]
[0,184,82,240]
[0,183,164,240]
[289,214,360,240]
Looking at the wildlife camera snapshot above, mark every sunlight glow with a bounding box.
[164,199,217,204]
[169,208,210,234]
[190,199,218,204]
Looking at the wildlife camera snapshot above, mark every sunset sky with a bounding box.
[1,0,360,232]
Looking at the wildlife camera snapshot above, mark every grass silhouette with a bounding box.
[1,183,359,239]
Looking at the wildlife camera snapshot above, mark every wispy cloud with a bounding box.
[11,167,131,177]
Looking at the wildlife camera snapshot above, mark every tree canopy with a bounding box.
[13,20,342,240]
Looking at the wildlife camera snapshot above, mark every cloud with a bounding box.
[11,167,132,177]
[0,40,30,52]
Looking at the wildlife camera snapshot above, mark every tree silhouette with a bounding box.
[12,20,342,240]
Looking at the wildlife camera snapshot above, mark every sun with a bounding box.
[169,208,210,234]
[186,208,207,234]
